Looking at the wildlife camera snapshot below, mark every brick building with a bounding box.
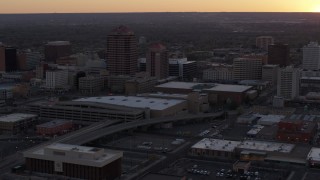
[36,120,73,136]
[277,115,318,143]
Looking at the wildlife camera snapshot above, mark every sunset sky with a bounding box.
[1,0,320,14]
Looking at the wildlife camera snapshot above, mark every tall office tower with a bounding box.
[106,26,138,76]
[256,36,274,51]
[0,44,5,72]
[4,47,18,72]
[268,44,290,67]
[302,42,320,70]
[233,58,262,81]
[277,66,300,100]
[146,43,168,79]
[262,64,279,86]
[44,41,72,63]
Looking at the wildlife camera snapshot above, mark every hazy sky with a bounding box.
[1,0,320,13]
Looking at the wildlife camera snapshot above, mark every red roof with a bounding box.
[149,43,166,51]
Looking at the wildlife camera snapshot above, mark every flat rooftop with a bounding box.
[24,143,122,167]
[286,114,317,122]
[238,140,294,153]
[307,147,320,161]
[247,125,264,135]
[0,113,37,123]
[36,120,71,128]
[156,81,252,93]
[206,84,252,93]
[74,96,186,111]
[156,82,203,90]
[192,138,241,152]
[141,93,188,99]
[255,114,285,124]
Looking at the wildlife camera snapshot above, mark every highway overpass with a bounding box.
[61,112,224,145]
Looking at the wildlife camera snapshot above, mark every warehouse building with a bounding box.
[24,143,122,180]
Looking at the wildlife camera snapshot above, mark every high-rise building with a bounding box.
[256,36,274,51]
[4,47,18,72]
[302,42,320,70]
[277,66,300,100]
[0,44,21,72]
[262,64,279,86]
[233,58,262,81]
[44,41,72,63]
[146,43,168,79]
[106,26,138,76]
[268,44,290,67]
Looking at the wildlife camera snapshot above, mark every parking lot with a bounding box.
[121,151,162,175]
[151,119,226,137]
[104,133,188,153]
[159,158,290,180]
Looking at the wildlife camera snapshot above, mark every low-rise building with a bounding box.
[155,82,253,105]
[252,105,296,116]
[142,92,209,114]
[46,70,69,90]
[262,64,279,86]
[0,88,13,100]
[191,138,241,159]
[233,161,251,174]
[24,143,123,180]
[36,120,73,136]
[307,147,320,168]
[79,76,105,95]
[202,66,233,81]
[300,77,320,96]
[247,125,264,137]
[125,76,157,95]
[277,115,318,143]
[191,138,295,161]
[0,113,38,134]
[108,75,131,93]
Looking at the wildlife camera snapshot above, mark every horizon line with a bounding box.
[0,11,319,15]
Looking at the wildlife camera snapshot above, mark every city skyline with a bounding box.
[1,0,320,14]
